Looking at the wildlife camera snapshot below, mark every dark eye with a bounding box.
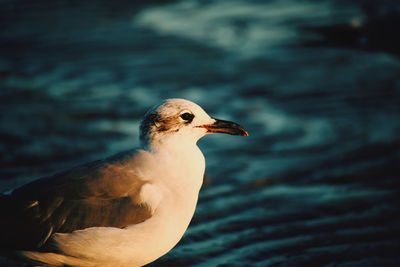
[180,112,194,122]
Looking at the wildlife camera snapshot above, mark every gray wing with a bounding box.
[0,149,152,251]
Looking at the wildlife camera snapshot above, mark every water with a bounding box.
[1,0,399,266]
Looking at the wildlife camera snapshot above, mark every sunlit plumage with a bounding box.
[0,98,247,266]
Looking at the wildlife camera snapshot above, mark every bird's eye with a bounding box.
[180,112,194,122]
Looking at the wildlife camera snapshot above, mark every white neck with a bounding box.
[144,133,205,194]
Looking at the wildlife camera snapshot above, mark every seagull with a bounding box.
[0,98,248,267]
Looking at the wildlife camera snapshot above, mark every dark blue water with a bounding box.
[1,0,399,266]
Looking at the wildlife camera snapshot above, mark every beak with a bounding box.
[197,118,248,136]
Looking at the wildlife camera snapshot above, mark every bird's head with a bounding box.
[140,98,247,149]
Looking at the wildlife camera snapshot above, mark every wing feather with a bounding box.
[0,149,153,251]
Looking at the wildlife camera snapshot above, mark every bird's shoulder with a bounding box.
[13,148,151,200]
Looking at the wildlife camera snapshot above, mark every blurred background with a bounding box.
[1,0,400,266]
